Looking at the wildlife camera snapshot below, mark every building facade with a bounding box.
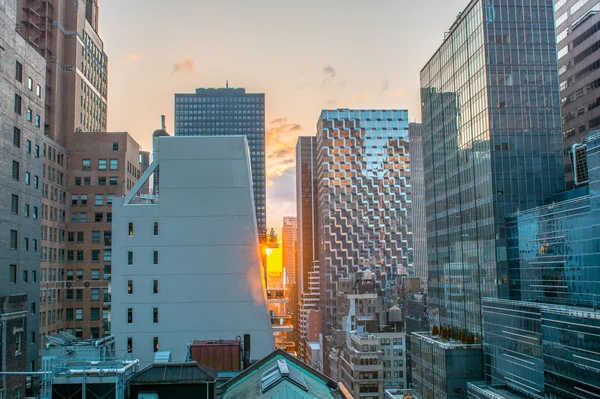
[174,87,266,235]
[17,0,108,145]
[62,132,141,339]
[1,0,46,381]
[421,0,564,339]
[112,135,274,367]
[555,0,600,188]
[296,136,319,298]
[281,216,297,283]
[316,109,412,348]
[408,123,427,286]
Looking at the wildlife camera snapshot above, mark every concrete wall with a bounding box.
[112,136,274,367]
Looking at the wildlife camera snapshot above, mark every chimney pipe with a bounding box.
[243,334,251,369]
[161,115,166,130]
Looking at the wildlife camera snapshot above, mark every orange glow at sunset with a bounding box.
[266,243,283,275]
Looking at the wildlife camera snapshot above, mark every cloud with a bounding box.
[321,64,336,87]
[126,53,141,63]
[266,118,305,182]
[172,58,195,74]
[395,89,406,96]
[350,92,377,101]
[380,77,390,93]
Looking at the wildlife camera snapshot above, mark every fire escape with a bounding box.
[20,0,50,57]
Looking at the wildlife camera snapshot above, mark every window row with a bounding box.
[82,159,119,171]
[12,128,41,157]
[127,279,159,294]
[15,61,42,97]
[74,176,120,186]
[127,221,159,236]
[7,264,37,285]
[10,196,39,220]
[127,307,160,324]
[126,336,160,353]
[127,250,159,265]
[11,161,40,187]
[43,143,67,167]
[9,230,38,252]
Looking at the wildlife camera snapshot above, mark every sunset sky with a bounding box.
[100,0,470,234]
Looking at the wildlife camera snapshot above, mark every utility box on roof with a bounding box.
[189,339,242,371]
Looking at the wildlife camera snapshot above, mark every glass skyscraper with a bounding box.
[174,87,266,234]
[421,0,564,338]
[409,123,427,285]
[316,109,412,352]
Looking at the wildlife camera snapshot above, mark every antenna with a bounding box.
[226,79,229,88]
[160,115,166,130]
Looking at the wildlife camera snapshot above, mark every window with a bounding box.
[11,195,19,214]
[83,177,90,186]
[128,222,134,236]
[98,159,107,170]
[66,290,73,300]
[103,249,111,261]
[77,250,84,261]
[80,213,87,223]
[127,337,133,353]
[109,159,119,170]
[109,177,118,185]
[91,250,100,261]
[13,127,20,147]
[33,207,38,219]
[35,114,41,128]
[113,142,119,151]
[76,289,83,300]
[154,222,159,236]
[10,230,18,250]
[95,212,103,222]
[76,232,84,242]
[75,309,83,320]
[90,308,100,320]
[153,337,159,352]
[95,194,104,205]
[12,160,20,180]
[128,251,133,265]
[15,331,23,355]
[82,159,91,170]
[9,265,17,284]
[153,308,159,323]
[32,270,36,282]
[14,386,21,399]
[106,194,114,205]
[33,176,38,188]
[14,94,22,115]
[24,237,29,250]
[67,232,75,242]
[31,302,36,315]
[106,213,112,222]
[36,84,41,97]
[153,251,159,265]
[32,239,37,252]
[26,140,31,153]
[92,231,101,242]
[98,177,106,186]
[80,194,88,205]
[24,204,30,217]
[91,270,101,280]
[153,280,159,294]
[91,288,100,300]
[28,77,33,90]
[15,61,23,82]
[128,280,133,294]
[27,109,32,122]
[25,172,30,185]
[77,269,84,280]
[67,270,74,281]
[22,270,28,283]
[34,145,39,158]
[90,327,100,339]
[75,328,83,338]
[72,194,79,205]
[127,308,133,323]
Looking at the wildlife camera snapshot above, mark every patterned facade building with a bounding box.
[316,109,412,365]
[281,216,297,283]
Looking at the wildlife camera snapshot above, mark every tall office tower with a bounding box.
[421,0,563,339]
[316,109,412,368]
[281,217,298,283]
[296,136,319,297]
[113,135,274,367]
[555,0,600,188]
[63,132,141,339]
[1,0,46,384]
[174,87,266,235]
[414,1,564,398]
[17,0,108,145]
[408,123,426,286]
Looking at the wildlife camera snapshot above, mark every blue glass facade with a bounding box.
[174,88,266,234]
[420,0,564,339]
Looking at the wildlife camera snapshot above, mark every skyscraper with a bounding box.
[316,109,412,360]
[555,0,600,188]
[421,0,563,339]
[296,136,319,297]
[17,0,108,145]
[408,123,426,286]
[1,0,46,378]
[281,217,298,284]
[174,87,266,235]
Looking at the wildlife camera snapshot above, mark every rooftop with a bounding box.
[412,332,482,349]
[130,362,217,385]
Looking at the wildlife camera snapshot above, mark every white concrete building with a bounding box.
[112,134,274,367]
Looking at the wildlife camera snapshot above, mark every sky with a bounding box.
[100,0,471,235]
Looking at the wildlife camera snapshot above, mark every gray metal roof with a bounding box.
[130,362,217,384]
